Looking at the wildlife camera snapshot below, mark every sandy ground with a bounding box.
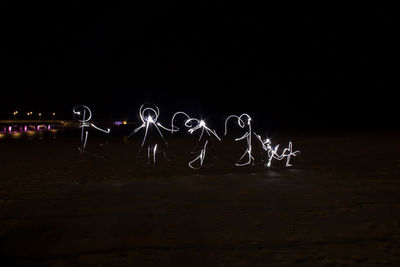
[1,131,400,266]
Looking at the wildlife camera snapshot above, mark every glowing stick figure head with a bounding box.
[73,105,92,123]
[147,115,154,123]
[139,104,160,124]
[239,114,251,127]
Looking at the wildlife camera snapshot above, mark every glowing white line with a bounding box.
[189,140,208,169]
[172,111,221,168]
[224,113,254,166]
[73,105,110,153]
[281,141,300,167]
[254,133,300,167]
[91,123,111,134]
[172,112,221,141]
[153,144,158,164]
[83,131,88,150]
[129,104,173,164]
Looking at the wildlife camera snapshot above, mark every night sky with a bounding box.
[3,2,396,130]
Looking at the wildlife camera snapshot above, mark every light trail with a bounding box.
[224,113,254,166]
[73,105,110,153]
[254,133,300,167]
[129,104,173,165]
[171,111,221,168]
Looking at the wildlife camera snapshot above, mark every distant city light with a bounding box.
[69,104,301,168]
[114,120,128,126]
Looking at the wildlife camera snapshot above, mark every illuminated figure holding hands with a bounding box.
[171,111,221,169]
[254,133,300,167]
[129,104,173,165]
[224,113,255,166]
[73,105,110,154]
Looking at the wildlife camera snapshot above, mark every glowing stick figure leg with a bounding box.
[83,131,89,150]
[147,146,151,165]
[266,147,278,167]
[236,148,254,167]
[81,126,85,146]
[145,144,159,165]
[189,141,208,169]
[153,144,158,165]
[283,142,300,167]
[79,130,89,153]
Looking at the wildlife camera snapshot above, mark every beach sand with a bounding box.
[1,131,400,266]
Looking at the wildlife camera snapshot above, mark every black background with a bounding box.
[2,2,396,130]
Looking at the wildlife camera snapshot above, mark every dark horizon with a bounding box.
[3,3,396,130]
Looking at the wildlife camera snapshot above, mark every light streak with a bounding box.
[189,140,208,169]
[224,113,254,166]
[171,111,221,168]
[73,105,110,153]
[129,104,173,165]
[254,133,300,167]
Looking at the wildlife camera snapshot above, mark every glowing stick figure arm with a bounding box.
[224,115,240,135]
[253,133,266,146]
[201,124,221,141]
[79,123,90,128]
[90,123,110,133]
[271,145,285,160]
[188,123,201,134]
[253,132,261,142]
[235,132,250,141]
[171,112,191,133]
[289,142,301,156]
[212,130,221,141]
[156,122,175,132]
[281,142,300,156]
[283,142,301,166]
[129,124,145,137]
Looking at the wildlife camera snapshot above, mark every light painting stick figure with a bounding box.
[224,113,254,166]
[73,105,110,154]
[254,133,300,167]
[129,104,173,165]
[171,111,221,169]
[281,141,300,167]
